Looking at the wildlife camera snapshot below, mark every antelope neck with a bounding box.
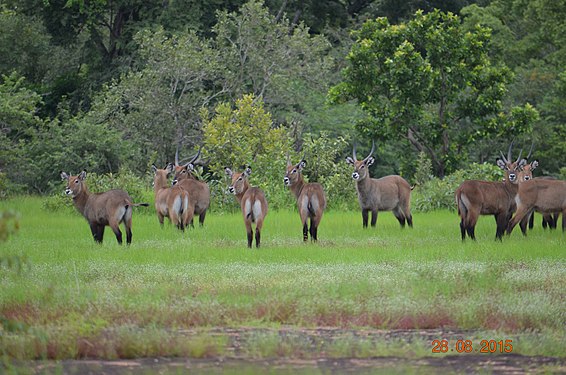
[289,175,305,199]
[234,181,250,203]
[72,188,90,215]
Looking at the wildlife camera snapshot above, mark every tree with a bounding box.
[213,0,333,121]
[202,94,291,209]
[461,0,566,176]
[329,10,538,177]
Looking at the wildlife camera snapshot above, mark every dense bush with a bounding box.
[412,161,504,212]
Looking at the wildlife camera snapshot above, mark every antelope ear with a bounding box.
[298,160,307,170]
[60,171,69,180]
[79,170,87,180]
[225,168,233,177]
[151,165,158,174]
[531,160,539,170]
[496,158,507,170]
[345,157,355,165]
[365,157,375,166]
[186,163,195,171]
[165,163,175,174]
[244,167,252,176]
[518,159,527,168]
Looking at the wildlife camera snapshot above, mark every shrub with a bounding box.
[412,162,504,212]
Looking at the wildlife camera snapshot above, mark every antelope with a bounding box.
[515,145,559,231]
[172,147,211,227]
[455,142,525,241]
[60,171,148,244]
[507,160,566,235]
[284,157,326,242]
[152,164,193,231]
[225,167,268,248]
[346,141,413,229]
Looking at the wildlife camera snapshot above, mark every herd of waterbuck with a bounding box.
[60,141,565,247]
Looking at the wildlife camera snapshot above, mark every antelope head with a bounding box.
[60,170,87,198]
[173,146,201,184]
[519,143,537,182]
[345,141,375,181]
[284,156,306,187]
[495,141,526,184]
[225,167,251,195]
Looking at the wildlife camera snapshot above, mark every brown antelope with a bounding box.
[225,167,268,248]
[152,164,193,231]
[346,141,413,229]
[60,171,148,244]
[172,148,211,227]
[520,161,560,230]
[284,157,326,242]
[507,160,566,235]
[455,142,525,241]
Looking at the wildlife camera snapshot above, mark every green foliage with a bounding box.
[202,94,292,211]
[299,131,358,211]
[330,10,538,177]
[461,0,565,179]
[412,162,504,212]
[413,151,434,186]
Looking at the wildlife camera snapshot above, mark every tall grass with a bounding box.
[0,196,565,360]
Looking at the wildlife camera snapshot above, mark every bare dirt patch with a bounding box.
[11,328,566,374]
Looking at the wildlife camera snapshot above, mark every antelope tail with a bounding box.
[308,202,316,217]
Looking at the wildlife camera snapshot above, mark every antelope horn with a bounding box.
[507,140,514,163]
[499,151,508,164]
[353,143,357,161]
[526,142,534,160]
[187,146,201,165]
[286,152,291,166]
[175,144,180,166]
[515,148,523,164]
[366,140,375,160]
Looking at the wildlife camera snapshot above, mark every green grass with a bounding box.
[0,196,565,362]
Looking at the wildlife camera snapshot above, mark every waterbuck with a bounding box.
[346,142,413,229]
[454,143,524,241]
[152,164,193,231]
[60,171,148,244]
[507,160,566,234]
[225,167,268,248]
[284,157,326,242]
[521,161,560,230]
[172,148,210,227]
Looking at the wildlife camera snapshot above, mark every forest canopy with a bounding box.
[0,0,564,196]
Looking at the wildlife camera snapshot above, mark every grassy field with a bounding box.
[0,196,565,370]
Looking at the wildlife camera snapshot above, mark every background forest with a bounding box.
[0,0,564,211]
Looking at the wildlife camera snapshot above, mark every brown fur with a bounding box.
[60,171,148,244]
[152,165,193,231]
[172,153,210,227]
[454,145,525,241]
[508,163,566,234]
[346,143,412,229]
[226,167,268,248]
[284,159,326,242]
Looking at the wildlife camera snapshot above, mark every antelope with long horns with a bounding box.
[60,171,148,244]
[346,141,413,229]
[172,147,211,227]
[284,157,327,242]
[152,164,193,231]
[507,159,566,235]
[455,142,525,241]
[225,167,268,248]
